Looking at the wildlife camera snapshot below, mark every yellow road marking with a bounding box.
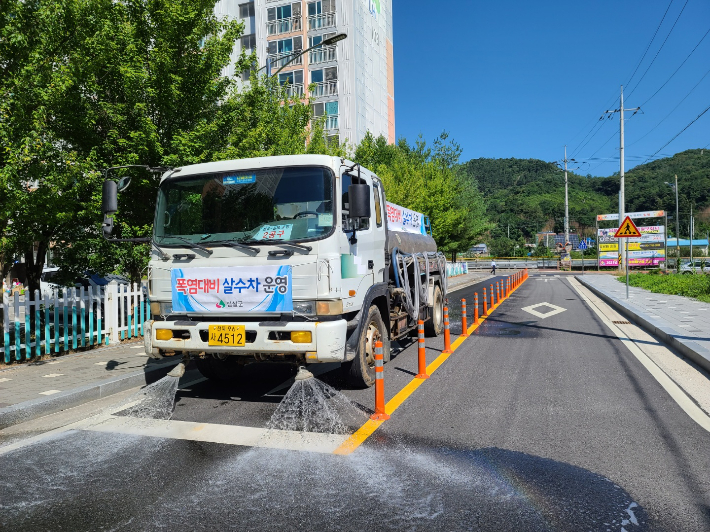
[333,274,528,455]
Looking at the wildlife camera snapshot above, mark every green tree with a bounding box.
[354,132,489,257]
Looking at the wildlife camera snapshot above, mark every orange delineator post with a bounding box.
[415,320,430,379]
[461,299,469,337]
[496,281,501,303]
[370,340,389,420]
[443,306,452,353]
[474,292,479,324]
[483,287,488,315]
[490,284,495,307]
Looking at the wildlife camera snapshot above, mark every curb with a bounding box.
[448,275,494,293]
[0,357,180,430]
[578,277,710,373]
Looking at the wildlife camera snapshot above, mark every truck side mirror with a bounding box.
[102,180,118,215]
[347,184,371,219]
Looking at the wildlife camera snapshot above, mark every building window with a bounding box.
[268,36,303,55]
[279,69,303,85]
[308,32,335,48]
[307,0,335,16]
[241,34,256,52]
[239,2,255,18]
[310,66,337,83]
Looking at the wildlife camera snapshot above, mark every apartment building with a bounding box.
[214,0,395,146]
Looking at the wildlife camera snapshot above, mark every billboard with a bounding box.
[596,210,665,221]
[597,225,665,267]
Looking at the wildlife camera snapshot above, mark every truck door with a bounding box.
[339,171,376,313]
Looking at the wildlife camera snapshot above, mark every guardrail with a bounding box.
[1,282,150,364]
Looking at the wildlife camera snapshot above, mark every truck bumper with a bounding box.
[145,319,348,363]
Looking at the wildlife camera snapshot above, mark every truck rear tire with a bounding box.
[424,284,444,337]
[195,355,244,382]
[344,305,390,388]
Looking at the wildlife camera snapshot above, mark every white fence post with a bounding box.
[105,281,120,345]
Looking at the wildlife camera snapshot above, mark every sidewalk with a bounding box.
[0,340,179,429]
[578,274,710,373]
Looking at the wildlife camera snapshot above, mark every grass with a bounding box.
[618,272,710,303]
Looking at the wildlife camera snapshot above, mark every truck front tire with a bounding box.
[344,305,390,388]
[425,284,444,337]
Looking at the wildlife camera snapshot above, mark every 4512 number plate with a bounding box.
[208,324,246,347]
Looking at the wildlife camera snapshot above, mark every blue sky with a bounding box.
[392,0,710,176]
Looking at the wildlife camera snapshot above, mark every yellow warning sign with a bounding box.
[614,216,641,238]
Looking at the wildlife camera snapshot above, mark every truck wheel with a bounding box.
[344,305,390,388]
[425,284,444,337]
[195,355,244,382]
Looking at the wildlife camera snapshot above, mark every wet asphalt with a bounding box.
[1,273,710,531]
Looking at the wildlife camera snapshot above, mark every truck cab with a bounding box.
[101,154,445,387]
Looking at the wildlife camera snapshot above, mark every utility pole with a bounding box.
[605,86,640,273]
[564,146,570,247]
[675,174,680,267]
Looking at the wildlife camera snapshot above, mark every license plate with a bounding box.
[208,325,246,347]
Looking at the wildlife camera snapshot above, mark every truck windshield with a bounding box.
[154,166,334,245]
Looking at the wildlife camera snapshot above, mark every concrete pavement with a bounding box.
[579,274,710,372]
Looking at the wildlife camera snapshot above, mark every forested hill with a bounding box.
[456,149,710,253]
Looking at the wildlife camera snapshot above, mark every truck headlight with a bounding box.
[317,300,343,316]
[292,301,316,316]
[150,302,173,316]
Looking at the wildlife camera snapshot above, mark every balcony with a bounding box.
[310,80,338,98]
[283,84,305,98]
[309,45,337,65]
[267,16,301,36]
[324,114,339,131]
[267,51,303,70]
[308,12,336,31]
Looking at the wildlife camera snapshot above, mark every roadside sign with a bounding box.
[578,240,588,251]
[614,216,641,238]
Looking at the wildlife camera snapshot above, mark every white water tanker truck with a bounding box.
[101,155,447,387]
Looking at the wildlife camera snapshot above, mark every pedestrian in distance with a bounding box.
[490,260,496,275]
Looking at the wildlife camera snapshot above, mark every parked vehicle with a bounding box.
[102,155,447,387]
[679,260,707,274]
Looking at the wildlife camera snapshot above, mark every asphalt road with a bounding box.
[1,273,709,531]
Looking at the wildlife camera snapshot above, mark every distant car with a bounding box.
[679,260,707,274]
[74,272,130,290]
[40,267,62,293]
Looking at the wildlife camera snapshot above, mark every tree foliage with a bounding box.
[1,0,344,291]
[457,149,710,253]
[355,132,490,256]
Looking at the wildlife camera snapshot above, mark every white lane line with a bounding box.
[0,378,11,383]
[38,390,62,395]
[83,416,347,454]
[42,374,64,378]
[521,302,567,319]
[569,278,710,433]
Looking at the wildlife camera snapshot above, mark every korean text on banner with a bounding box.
[385,202,426,234]
[171,266,292,312]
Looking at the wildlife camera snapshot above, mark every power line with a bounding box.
[569,2,674,159]
[627,0,690,99]
[643,104,710,163]
[639,26,710,107]
[630,67,710,147]
[624,0,675,88]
